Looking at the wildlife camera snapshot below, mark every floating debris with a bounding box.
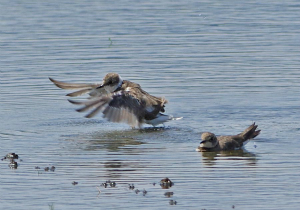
[152,182,156,186]
[128,184,135,190]
[100,181,116,188]
[101,183,108,188]
[44,167,50,171]
[110,181,116,187]
[160,178,173,189]
[142,189,147,196]
[6,153,19,159]
[169,200,177,205]
[50,166,56,172]
[232,205,235,209]
[35,166,40,169]
[72,181,78,185]
[164,192,174,197]
[135,189,140,194]
[2,153,19,161]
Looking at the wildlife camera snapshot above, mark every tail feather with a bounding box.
[145,114,182,126]
[239,123,261,141]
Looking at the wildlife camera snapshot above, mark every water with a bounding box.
[1,0,300,209]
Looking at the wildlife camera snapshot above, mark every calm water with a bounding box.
[1,0,300,209]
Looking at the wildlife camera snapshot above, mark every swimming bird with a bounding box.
[49,73,181,128]
[196,123,260,152]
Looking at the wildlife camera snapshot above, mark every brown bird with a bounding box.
[49,73,181,128]
[196,123,261,152]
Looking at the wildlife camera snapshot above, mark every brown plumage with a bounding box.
[49,73,180,128]
[197,123,261,152]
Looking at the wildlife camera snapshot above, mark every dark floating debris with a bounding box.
[164,192,174,197]
[6,153,19,159]
[2,153,20,169]
[110,181,116,187]
[128,184,135,190]
[2,153,19,161]
[142,189,147,196]
[101,183,108,188]
[72,181,78,185]
[135,189,140,194]
[160,177,173,189]
[35,166,56,172]
[169,200,177,205]
[101,181,116,188]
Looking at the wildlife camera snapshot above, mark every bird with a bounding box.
[49,73,181,128]
[196,123,261,152]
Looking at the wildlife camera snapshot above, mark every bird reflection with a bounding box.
[64,129,163,179]
[199,149,257,166]
[103,160,141,179]
[67,129,146,152]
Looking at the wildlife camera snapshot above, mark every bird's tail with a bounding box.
[239,122,261,141]
[145,114,182,126]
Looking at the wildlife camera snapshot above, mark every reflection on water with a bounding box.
[65,127,173,152]
[200,149,257,166]
[85,131,144,152]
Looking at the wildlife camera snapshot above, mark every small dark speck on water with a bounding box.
[169,200,177,205]
[142,189,147,196]
[101,183,108,188]
[160,178,173,189]
[72,181,78,185]
[164,192,174,197]
[110,181,116,187]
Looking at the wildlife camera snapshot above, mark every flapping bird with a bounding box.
[49,73,181,128]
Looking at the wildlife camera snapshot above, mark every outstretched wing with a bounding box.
[49,77,103,97]
[69,90,145,128]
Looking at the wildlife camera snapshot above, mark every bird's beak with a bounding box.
[199,140,207,147]
[96,84,104,89]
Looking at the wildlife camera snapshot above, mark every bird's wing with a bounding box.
[218,136,243,150]
[68,90,144,128]
[49,77,102,97]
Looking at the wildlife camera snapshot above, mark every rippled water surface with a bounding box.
[1,0,300,209]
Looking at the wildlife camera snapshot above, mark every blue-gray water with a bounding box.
[1,0,300,209]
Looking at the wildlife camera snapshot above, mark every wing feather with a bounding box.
[67,90,143,127]
[49,77,99,89]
